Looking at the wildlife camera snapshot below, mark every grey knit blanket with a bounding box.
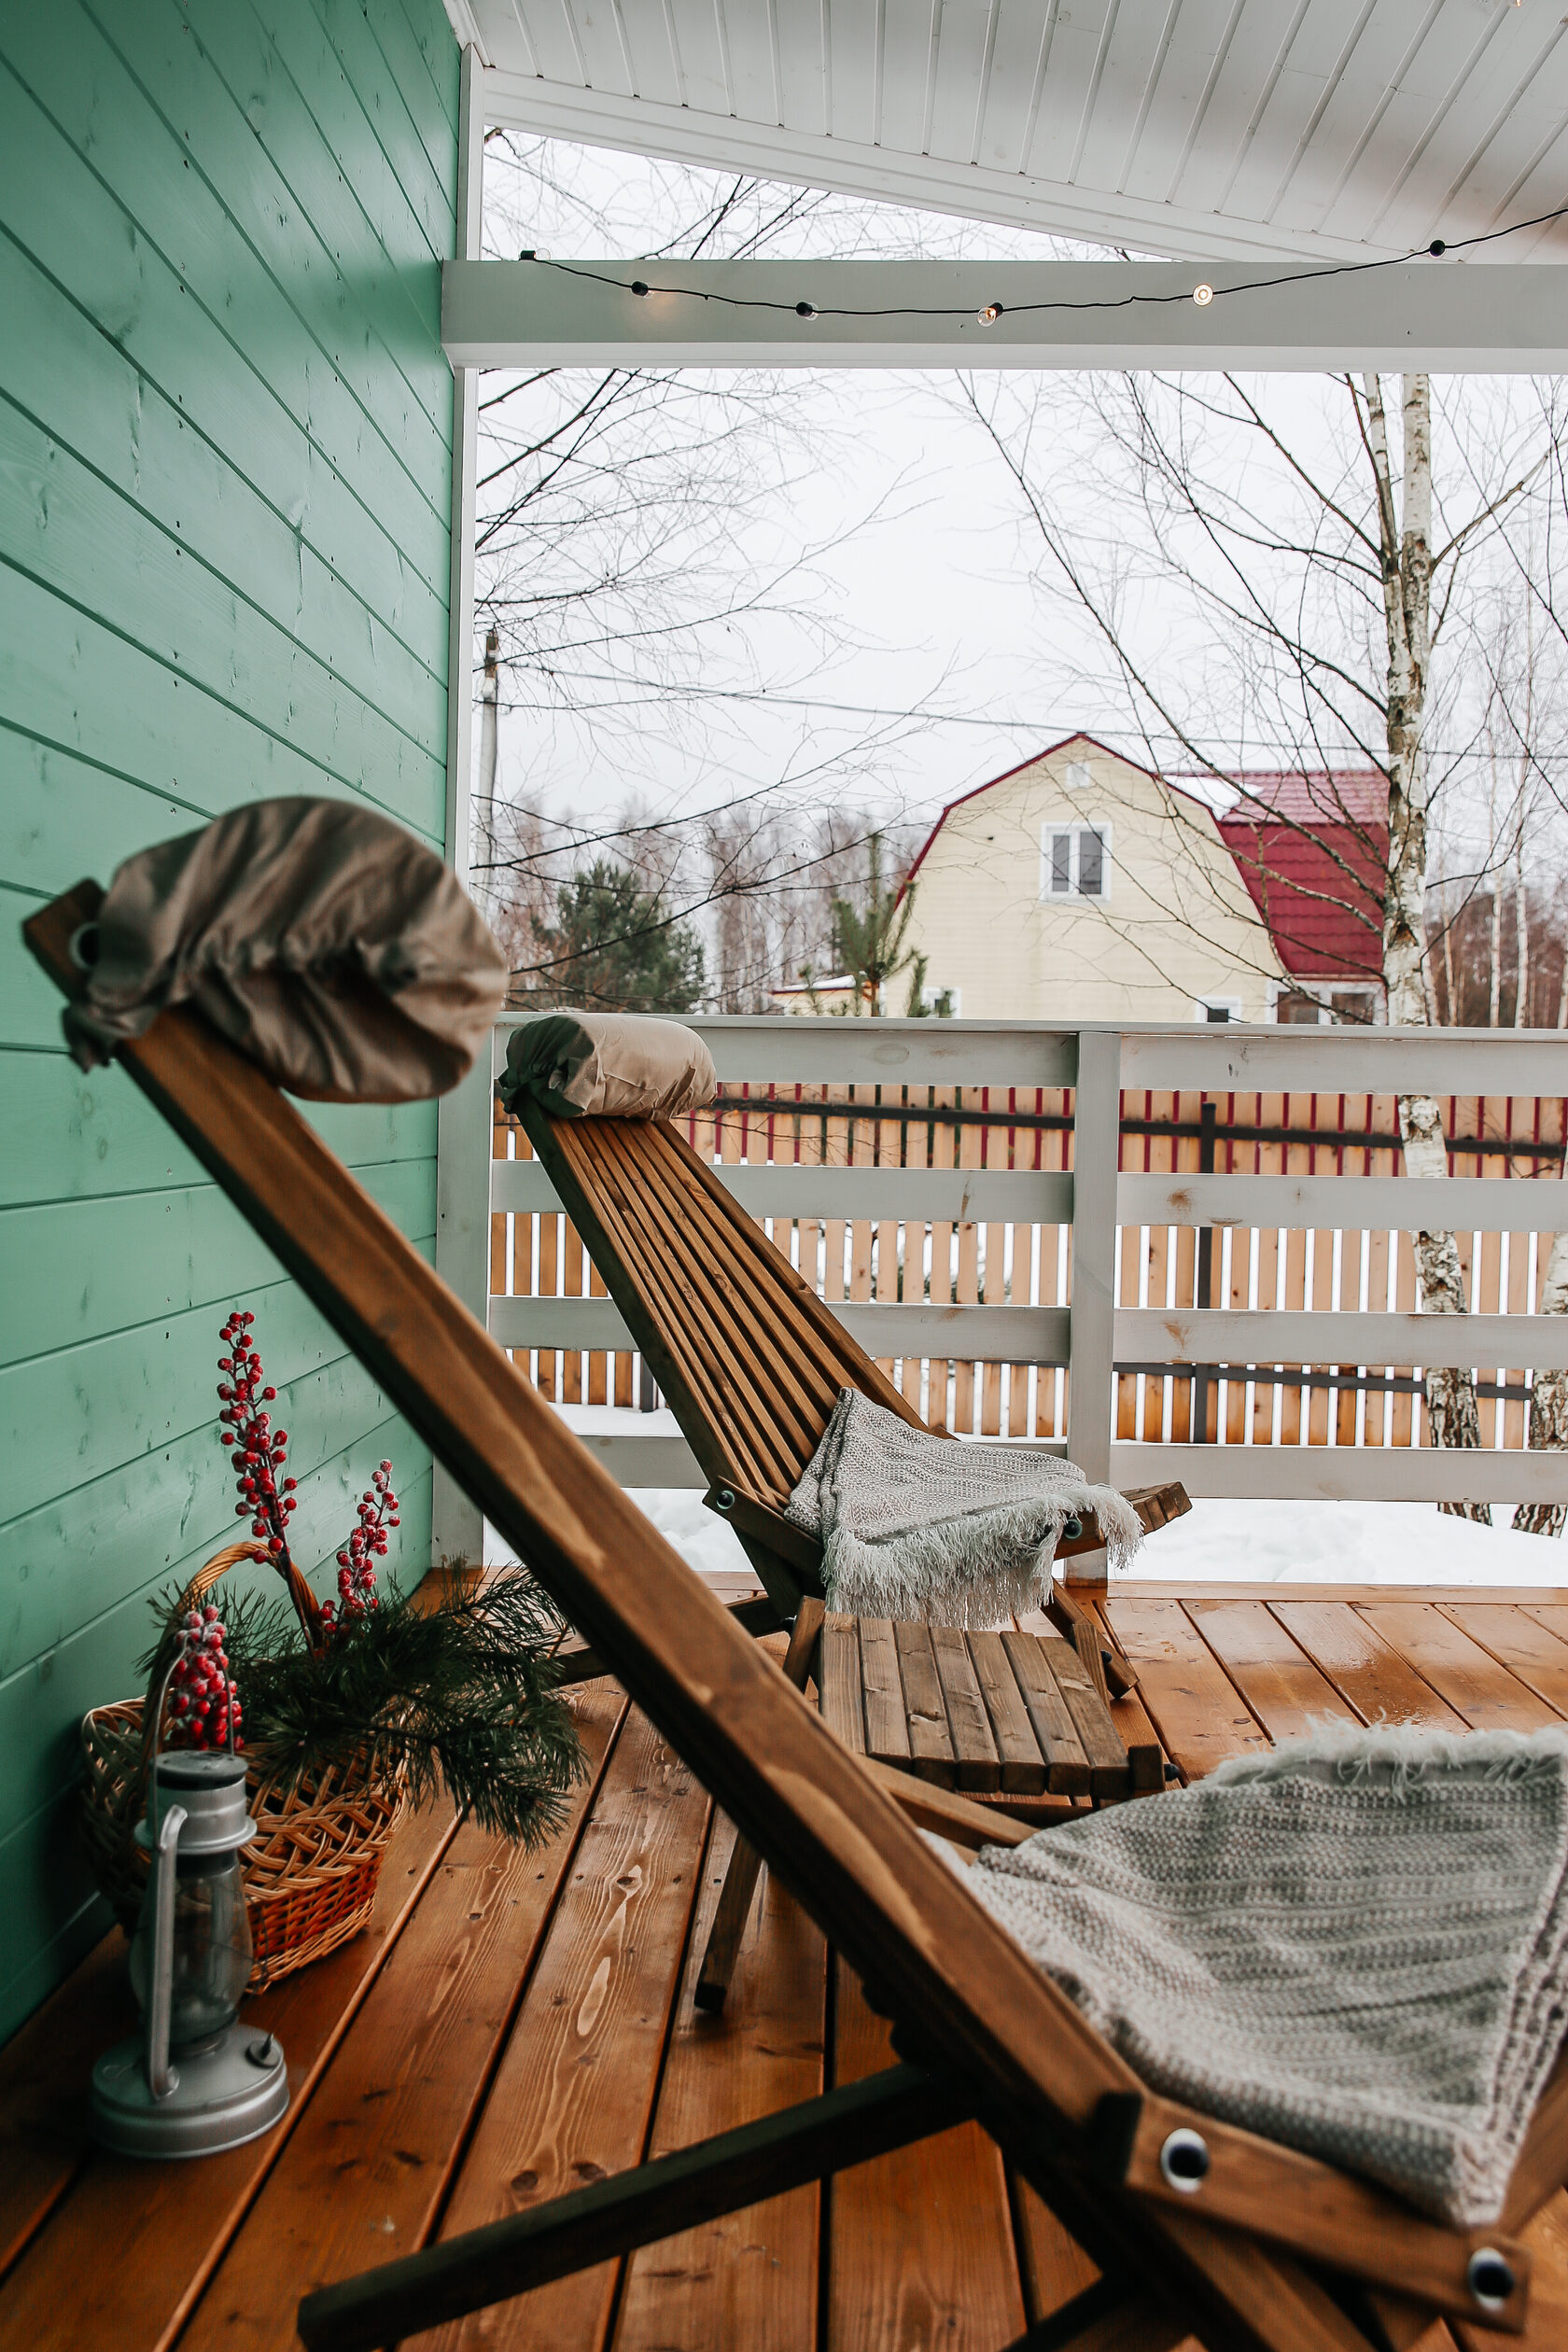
[963,1725,1568,2225]
[784,1388,1143,1626]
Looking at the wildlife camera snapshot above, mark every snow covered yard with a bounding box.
[489,1406,1568,1589]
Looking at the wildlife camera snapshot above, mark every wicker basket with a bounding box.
[80,1544,406,1990]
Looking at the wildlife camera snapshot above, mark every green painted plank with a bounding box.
[0,565,445,848]
[0,1047,435,1208]
[2,1270,364,1529]
[234,0,453,275]
[0,1456,432,1852]
[0,738,208,896]
[0,1794,109,2041]
[0,884,60,1052]
[0,33,452,593]
[0,588,444,875]
[0,1197,437,1530]
[0,1358,433,1680]
[0,402,447,811]
[0,1157,435,1368]
[52,0,455,483]
[0,77,450,630]
[394,0,463,135]
[151,0,452,426]
[327,0,461,217]
[0,233,447,741]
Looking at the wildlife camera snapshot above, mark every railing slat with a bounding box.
[1120,1172,1564,1232]
[489,1296,1072,1362]
[1113,1308,1568,1370]
[1111,1442,1568,1506]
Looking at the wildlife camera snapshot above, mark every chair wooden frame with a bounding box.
[519,1099,1181,2007]
[28,885,1567,2352]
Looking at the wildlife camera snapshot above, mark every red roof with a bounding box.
[1215,771,1386,984]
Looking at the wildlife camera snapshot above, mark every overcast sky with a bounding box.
[476,137,1565,884]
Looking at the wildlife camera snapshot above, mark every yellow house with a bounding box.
[899,734,1285,1024]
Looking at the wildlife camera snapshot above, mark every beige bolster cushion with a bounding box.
[499,1011,717,1120]
[63,796,509,1102]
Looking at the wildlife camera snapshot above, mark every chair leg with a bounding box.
[694,1599,824,2014]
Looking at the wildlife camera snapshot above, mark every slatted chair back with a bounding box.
[519,1101,1187,1622]
[519,1101,931,1609]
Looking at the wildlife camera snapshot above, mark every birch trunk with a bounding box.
[1515,1203,1568,1536]
[1369,372,1490,1520]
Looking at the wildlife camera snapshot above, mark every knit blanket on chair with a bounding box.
[964,1725,1568,2226]
[783,1387,1143,1627]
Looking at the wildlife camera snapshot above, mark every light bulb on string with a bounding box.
[977,301,1004,325]
[795,301,818,318]
[1192,282,1214,307]
[630,280,650,297]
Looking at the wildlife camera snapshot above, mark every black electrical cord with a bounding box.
[514,201,1568,326]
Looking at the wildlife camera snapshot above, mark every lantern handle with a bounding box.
[145,1800,188,2103]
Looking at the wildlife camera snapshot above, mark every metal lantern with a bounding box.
[90,1670,288,2158]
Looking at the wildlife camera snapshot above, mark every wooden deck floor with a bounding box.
[5,1579,1568,2352]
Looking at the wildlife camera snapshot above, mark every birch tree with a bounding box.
[959,369,1564,1517]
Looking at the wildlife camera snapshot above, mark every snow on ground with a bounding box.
[487,1406,1568,1589]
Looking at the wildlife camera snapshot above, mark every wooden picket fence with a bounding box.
[489,1071,1568,1459]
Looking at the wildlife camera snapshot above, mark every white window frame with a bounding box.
[1194,994,1244,1024]
[920,983,960,1017]
[1040,820,1113,904]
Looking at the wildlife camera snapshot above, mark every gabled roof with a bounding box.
[902,740,1388,987]
[901,733,1206,896]
[1216,772,1387,985]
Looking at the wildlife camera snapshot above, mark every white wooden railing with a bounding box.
[430,1017,1568,1564]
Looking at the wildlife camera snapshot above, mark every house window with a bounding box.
[1195,996,1242,1023]
[1063,760,1092,791]
[1042,824,1112,902]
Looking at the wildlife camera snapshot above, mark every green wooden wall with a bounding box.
[0,0,459,2039]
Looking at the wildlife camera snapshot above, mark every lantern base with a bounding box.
[90,2026,289,2159]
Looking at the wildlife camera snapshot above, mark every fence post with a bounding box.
[1066,1029,1121,1586]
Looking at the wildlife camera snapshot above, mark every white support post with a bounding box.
[1065,1029,1121,1588]
[432,45,487,1569]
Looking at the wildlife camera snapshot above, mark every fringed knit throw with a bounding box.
[784,1388,1143,1626]
[963,1725,1568,2225]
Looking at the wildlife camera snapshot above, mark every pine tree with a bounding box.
[523,859,706,1014]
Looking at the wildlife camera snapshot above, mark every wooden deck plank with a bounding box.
[1183,1602,1359,1744]
[1358,1604,1566,1732]
[400,1707,711,2352]
[858,1619,912,1769]
[1269,1603,1467,1730]
[819,1615,866,1755]
[0,1929,132,2281]
[1041,1636,1133,1798]
[1011,2178,1099,2328]
[177,1686,627,2352]
[966,1631,1047,1794]
[1000,1631,1092,1796]
[827,1962,1027,2352]
[1101,1600,1268,1782]
[1439,1604,1568,1719]
[0,1795,460,2352]
[892,1621,958,1786]
[930,1627,1001,1792]
[1521,1603,1568,1649]
[614,1807,828,2352]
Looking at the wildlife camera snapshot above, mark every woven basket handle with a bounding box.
[133,1541,270,1794]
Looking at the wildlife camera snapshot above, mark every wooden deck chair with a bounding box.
[28,885,1567,2352]
[514,1098,1189,1639]
[519,1098,1184,2004]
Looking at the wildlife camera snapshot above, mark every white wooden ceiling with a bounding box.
[453,0,1568,266]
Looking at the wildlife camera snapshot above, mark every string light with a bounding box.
[511,200,1568,331]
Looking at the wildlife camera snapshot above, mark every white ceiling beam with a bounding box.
[443,258,1567,372]
[479,70,1393,270]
